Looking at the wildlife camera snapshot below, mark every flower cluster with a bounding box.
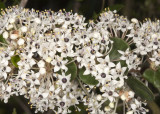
[0,6,155,114]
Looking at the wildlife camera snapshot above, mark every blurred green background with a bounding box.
[1,0,160,114]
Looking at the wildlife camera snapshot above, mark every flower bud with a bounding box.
[131,18,138,23]
[38,60,45,68]
[109,102,114,108]
[104,106,110,112]
[40,68,46,74]
[34,18,41,24]
[3,31,9,39]
[17,38,25,45]
[21,26,28,32]
[96,94,102,101]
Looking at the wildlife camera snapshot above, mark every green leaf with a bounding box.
[0,35,7,46]
[126,76,154,101]
[79,67,98,85]
[147,101,160,114]
[108,4,124,12]
[11,55,20,68]
[143,68,160,91]
[109,37,129,61]
[66,58,77,81]
[69,102,87,114]
[12,108,17,114]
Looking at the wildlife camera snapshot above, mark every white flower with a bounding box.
[9,18,15,23]
[17,38,25,45]
[96,94,102,101]
[6,24,13,30]
[3,31,9,39]
[10,33,18,39]
[20,26,28,32]
[42,92,49,98]
[128,91,135,98]
[45,57,52,63]
[104,106,111,112]
[39,67,46,74]
[34,18,41,24]
[38,60,45,68]
[109,102,114,108]
[131,18,138,23]
[126,110,133,114]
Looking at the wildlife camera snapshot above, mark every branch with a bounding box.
[19,0,28,8]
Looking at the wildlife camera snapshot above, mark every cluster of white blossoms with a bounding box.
[0,6,155,114]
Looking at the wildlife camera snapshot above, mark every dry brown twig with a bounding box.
[19,0,28,8]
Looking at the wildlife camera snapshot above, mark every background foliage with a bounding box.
[1,0,160,114]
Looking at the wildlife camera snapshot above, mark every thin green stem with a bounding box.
[113,98,119,113]
[77,77,90,97]
[0,42,8,46]
[101,0,105,11]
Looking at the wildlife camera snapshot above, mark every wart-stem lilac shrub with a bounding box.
[0,6,159,114]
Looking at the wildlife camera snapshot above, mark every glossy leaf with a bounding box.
[66,58,77,81]
[126,76,154,101]
[79,67,98,85]
[11,55,20,68]
[143,68,160,91]
[109,37,129,61]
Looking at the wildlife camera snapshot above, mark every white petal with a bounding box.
[34,79,40,85]
[109,62,115,67]
[83,69,90,75]
[42,92,49,98]
[54,66,60,72]
[49,85,55,91]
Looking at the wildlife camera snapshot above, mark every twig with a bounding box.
[123,101,125,114]
[19,0,28,8]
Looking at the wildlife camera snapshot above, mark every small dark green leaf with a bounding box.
[11,55,20,68]
[143,68,160,91]
[79,67,98,85]
[143,69,154,84]
[66,58,77,81]
[0,35,7,46]
[69,102,87,114]
[109,37,129,61]
[108,4,124,12]
[126,76,154,101]
[154,69,160,90]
